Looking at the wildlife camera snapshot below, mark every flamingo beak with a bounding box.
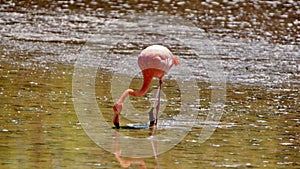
[113,114,120,129]
[113,106,120,129]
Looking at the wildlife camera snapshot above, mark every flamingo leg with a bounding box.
[154,79,162,126]
[149,107,155,127]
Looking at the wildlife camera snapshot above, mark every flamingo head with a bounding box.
[113,103,123,129]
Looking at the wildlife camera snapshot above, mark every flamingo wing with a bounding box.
[138,45,179,73]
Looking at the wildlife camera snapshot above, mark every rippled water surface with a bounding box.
[1,0,299,168]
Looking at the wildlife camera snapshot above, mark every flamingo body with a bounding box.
[138,45,179,73]
[113,45,179,128]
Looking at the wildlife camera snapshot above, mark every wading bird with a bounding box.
[113,45,179,129]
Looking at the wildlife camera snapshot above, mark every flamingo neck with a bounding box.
[117,70,153,104]
[131,70,153,96]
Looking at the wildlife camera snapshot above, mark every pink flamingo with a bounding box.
[113,45,179,129]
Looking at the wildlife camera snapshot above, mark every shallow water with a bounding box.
[1,0,300,168]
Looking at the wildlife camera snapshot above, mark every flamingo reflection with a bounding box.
[112,128,159,169]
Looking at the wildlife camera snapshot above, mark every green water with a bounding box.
[1,0,299,168]
[0,61,299,168]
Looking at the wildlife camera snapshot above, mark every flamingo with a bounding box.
[113,45,179,129]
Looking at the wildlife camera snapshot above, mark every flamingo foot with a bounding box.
[149,121,155,127]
